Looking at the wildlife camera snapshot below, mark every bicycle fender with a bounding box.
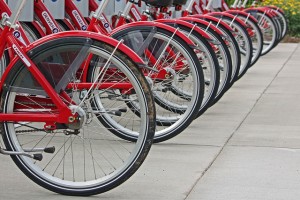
[155,19,212,41]
[207,12,248,28]
[0,31,147,92]
[244,8,277,18]
[179,16,226,37]
[110,21,196,47]
[225,10,258,23]
[26,31,145,65]
[266,6,284,14]
[188,15,234,33]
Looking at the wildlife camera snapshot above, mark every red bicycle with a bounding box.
[0,0,156,195]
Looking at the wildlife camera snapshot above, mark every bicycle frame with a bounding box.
[30,0,195,70]
[0,0,147,124]
[0,23,73,123]
[77,0,198,77]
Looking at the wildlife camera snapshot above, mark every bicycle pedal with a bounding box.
[205,80,211,85]
[113,111,122,116]
[44,147,55,154]
[119,108,128,113]
[33,154,43,161]
[161,88,169,92]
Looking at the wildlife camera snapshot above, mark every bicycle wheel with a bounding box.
[247,10,278,56]
[203,19,241,85]
[271,9,288,39]
[214,15,253,79]
[111,26,204,143]
[272,14,283,45]
[163,23,220,116]
[1,36,155,196]
[20,22,42,42]
[234,14,263,67]
[182,21,233,104]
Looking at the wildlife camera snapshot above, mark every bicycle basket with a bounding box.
[173,0,188,5]
[142,0,174,7]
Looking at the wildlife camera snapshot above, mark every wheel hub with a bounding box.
[68,105,87,130]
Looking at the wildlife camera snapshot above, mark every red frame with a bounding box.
[0,1,146,125]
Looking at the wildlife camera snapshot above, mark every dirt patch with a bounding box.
[281,35,300,43]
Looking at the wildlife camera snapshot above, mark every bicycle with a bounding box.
[0,0,156,195]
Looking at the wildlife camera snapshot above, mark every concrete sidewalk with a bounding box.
[1,43,299,200]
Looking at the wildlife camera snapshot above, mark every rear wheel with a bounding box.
[111,26,205,143]
[20,22,42,42]
[234,14,263,67]
[1,36,155,196]
[247,10,279,56]
[272,9,288,39]
[214,16,253,79]
[185,22,233,104]
[164,23,220,116]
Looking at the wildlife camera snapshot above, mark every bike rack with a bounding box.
[43,0,65,19]
[5,0,171,23]
[72,0,89,17]
[6,0,34,22]
[212,0,222,9]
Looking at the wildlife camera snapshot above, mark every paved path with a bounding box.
[1,43,299,200]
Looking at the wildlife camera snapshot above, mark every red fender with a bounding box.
[258,7,280,17]
[110,21,196,47]
[244,8,278,18]
[225,10,258,23]
[191,14,234,32]
[207,12,248,29]
[181,16,228,38]
[266,6,284,14]
[155,19,212,40]
[0,31,146,90]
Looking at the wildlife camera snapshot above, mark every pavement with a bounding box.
[1,43,300,200]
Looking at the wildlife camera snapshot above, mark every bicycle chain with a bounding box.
[16,129,47,133]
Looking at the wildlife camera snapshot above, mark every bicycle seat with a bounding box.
[142,0,174,7]
[173,0,188,6]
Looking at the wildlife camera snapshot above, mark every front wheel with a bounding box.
[1,36,155,196]
[111,26,205,143]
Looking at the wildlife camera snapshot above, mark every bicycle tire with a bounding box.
[190,17,240,87]
[233,14,263,67]
[246,10,279,56]
[111,26,205,143]
[182,21,233,104]
[213,15,253,79]
[163,23,220,116]
[1,36,155,196]
[273,9,288,39]
[20,22,42,42]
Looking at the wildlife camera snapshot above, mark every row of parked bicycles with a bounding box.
[0,0,287,196]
